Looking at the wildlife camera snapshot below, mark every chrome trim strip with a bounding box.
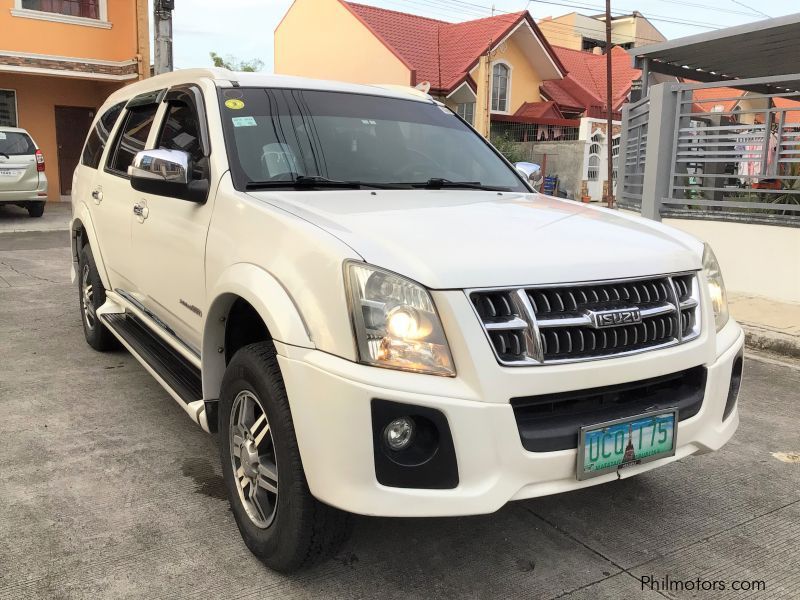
[484,316,529,330]
[512,289,545,363]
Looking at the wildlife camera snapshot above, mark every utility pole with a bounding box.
[154,0,175,75]
[604,0,614,208]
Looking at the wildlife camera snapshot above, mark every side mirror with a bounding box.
[128,149,208,203]
[515,161,544,192]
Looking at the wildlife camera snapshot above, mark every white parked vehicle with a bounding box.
[0,126,48,217]
[70,69,744,572]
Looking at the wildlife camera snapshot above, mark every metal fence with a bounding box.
[618,97,649,211]
[490,120,580,143]
[619,75,800,226]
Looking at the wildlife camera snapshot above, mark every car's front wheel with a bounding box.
[218,342,351,572]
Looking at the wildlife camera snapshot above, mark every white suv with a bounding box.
[71,69,744,572]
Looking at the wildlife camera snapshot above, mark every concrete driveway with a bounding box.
[0,223,798,599]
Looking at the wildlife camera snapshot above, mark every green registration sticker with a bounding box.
[577,409,677,480]
[232,116,257,128]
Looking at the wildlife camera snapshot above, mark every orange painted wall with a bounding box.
[1,72,122,201]
[275,0,412,85]
[0,0,140,61]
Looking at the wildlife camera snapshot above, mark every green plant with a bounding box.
[210,52,264,72]
[490,133,527,164]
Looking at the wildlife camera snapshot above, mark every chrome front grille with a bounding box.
[469,273,701,365]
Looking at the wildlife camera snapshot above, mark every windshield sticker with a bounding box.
[0,132,6,140]
[232,116,257,128]
[225,98,245,110]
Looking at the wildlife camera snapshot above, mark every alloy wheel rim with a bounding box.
[229,390,279,529]
[81,264,96,330]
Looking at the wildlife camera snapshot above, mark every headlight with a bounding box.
[345,262,455,376]
[702,243,729,332]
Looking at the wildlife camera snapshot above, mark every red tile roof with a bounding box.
[542,46,640,112]
[773,97,800,125]
[514,100,565,120]
[343,2,564,93]
[690,86,743,113]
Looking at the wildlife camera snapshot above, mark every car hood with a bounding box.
[247,190,704,289]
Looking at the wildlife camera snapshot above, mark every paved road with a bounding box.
[0,228,798,599]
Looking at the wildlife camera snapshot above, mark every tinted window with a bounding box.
[81,102,124,169]
[219,88,526,192]
[107,104,158,175]
[0,131,35,155]
[156,103,205,169]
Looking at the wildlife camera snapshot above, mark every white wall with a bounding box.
[663,218,800,304]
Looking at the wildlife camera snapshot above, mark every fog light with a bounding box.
[384,417,414,451]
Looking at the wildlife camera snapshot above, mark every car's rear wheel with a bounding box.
[78,244,118,351]
[219,342,351,572]
[26,201,45,218]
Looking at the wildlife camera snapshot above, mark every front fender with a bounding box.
[70,203,111,290]
[201,262,314,401]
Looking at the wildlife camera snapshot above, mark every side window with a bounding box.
[106,104,159,176]
[155,102,205,175]
[81,102,124,169]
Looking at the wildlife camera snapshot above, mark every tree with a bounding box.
[210,52,264,72]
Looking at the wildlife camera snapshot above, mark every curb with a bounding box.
[740,323,800,360]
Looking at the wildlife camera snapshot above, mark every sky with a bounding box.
[153,0,799,71]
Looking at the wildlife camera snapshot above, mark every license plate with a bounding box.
[0,169,20,177]
[577,408,677,480]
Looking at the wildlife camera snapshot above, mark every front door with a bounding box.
[129,89,215,351]
[55,107,95,197]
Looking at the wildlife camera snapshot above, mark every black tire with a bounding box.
[27,201,46,218]
[77,244,119,351]
[219,342,352,572]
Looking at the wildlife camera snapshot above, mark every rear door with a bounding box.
[0,130,37,193]
[93,98,161,292]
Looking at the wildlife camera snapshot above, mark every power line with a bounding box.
[729,0,771,19]
[653,0,764,17]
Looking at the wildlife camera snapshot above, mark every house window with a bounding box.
[21,0,99,19]
[611,135,620,182]
[491,63,509,113]
[456,102,475,125]
[0,90,17,127]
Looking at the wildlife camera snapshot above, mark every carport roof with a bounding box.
[629,12,800,85]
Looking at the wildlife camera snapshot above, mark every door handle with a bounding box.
[91,189,103,204]
[133,201,149,221]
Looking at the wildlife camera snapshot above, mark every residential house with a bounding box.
[0,0,149,201]
[275,0,648,200]
[275,0,567,137]
[537,11,665,52]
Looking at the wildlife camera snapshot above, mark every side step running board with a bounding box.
[101,313,202,404]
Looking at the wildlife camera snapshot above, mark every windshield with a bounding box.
[0,131,35,156]
[218,88,527,192]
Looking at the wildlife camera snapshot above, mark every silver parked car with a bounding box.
[0,127,48,217]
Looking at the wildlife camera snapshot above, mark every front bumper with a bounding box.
[278,314,743,518]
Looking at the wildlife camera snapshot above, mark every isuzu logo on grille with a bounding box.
[587,307,642,329]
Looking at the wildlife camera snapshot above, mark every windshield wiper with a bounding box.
[410,178,512,191]
[246,175,363,190]
[246,176,407,190]
[0,153,9,159]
